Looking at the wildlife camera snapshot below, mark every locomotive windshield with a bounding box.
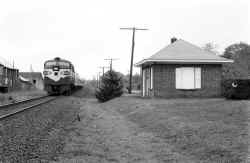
[45,61,70,69]
[44,61,56,68]
[58,62,70,68]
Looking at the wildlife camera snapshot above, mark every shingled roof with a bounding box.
[135,39,233,66]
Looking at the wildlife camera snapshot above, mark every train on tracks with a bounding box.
[43,57,81,95]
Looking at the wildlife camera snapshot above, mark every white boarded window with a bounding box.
[176,67,201,89]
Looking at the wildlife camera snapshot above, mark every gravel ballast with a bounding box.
[0,90,47,105]
[0,96,81,163]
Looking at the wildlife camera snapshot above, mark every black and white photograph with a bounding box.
[0,0,249,162]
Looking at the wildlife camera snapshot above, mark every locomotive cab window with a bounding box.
[58,62,70,69]
[44,61,57,68]
[45,61,70,69]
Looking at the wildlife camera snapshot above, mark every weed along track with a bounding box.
[0,96,81,162]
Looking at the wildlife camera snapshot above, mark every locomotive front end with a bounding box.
[43,57,75,95]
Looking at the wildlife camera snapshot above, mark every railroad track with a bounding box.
[0,95,57,120]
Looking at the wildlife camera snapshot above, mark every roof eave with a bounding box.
[135,59,234,67]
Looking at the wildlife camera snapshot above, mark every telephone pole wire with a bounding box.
[120,27,148,94]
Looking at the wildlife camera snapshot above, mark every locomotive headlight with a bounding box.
[43,71,52,76]
[53,67,59,71]
[63,71,70,75]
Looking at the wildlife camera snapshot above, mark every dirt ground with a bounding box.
[54,98,197,163]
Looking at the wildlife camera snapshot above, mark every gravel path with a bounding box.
[54,98,192,163]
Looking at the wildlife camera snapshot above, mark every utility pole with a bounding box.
[96,73,99,88]
[104,58,118,71]
[12,60,14,89]
[120,27,148,94]
[99,66,109,76]
[30,64,34,73]
[98,72,102,88]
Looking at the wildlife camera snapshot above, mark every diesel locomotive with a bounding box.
[43,57,75,95]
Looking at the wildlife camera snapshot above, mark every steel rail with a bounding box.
[0,95,50,109]
[0,96,57,120]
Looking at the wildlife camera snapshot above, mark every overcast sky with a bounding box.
[0,0,249,79]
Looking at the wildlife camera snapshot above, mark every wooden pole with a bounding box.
[104,58,118,71]
[120,27,148,94]
[128,28,135,94]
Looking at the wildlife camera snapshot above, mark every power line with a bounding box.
[104,58,119,71]
[120,27,148,30]
[120,27,148,94]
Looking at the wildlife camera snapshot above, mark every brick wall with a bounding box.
[150,64,222,98]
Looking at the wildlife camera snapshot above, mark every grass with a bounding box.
[73,84,95,98]
[103,97,249,163]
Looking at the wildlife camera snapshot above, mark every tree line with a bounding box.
[204,42,250,79]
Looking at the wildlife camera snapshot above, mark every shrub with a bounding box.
[222,79,250,99]
[73,83,95,98]
[95,70,124,102]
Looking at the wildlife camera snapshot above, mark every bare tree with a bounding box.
[202,42,219,54]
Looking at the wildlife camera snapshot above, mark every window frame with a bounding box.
[175,67,201,90]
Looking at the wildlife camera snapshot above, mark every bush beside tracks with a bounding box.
[222,79,250,99]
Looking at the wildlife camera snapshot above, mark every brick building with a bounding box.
[135,39,233,98]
